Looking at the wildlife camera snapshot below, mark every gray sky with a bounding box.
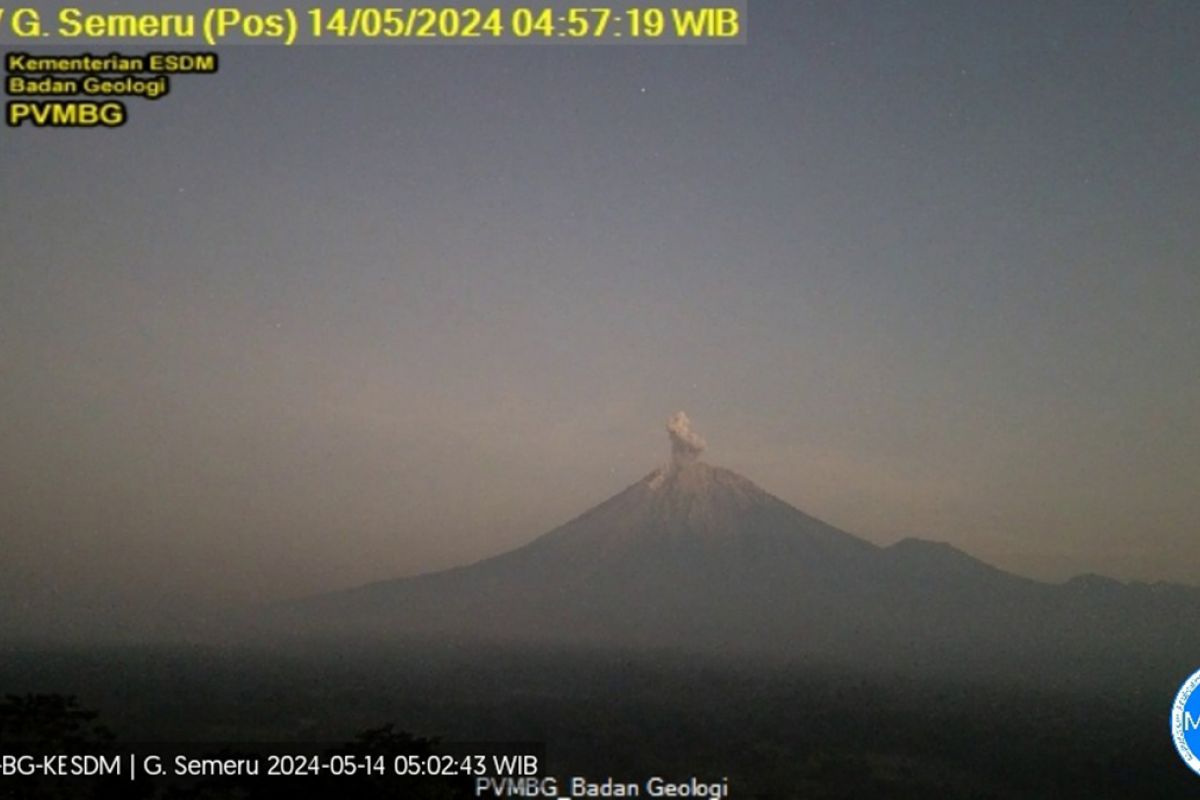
[2,2,1198,633]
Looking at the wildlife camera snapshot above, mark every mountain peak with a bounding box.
[644,458,747,496]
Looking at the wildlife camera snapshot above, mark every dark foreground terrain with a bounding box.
[0,639,1195,799]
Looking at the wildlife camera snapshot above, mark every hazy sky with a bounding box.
[2,2,1198,634]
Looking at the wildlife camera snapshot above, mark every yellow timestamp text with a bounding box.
[305,6,742,42]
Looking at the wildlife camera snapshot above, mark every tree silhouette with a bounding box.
[0,694,149,800]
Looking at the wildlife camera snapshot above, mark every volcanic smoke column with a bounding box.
[667,411,706,464]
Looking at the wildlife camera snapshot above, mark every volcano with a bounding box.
[278,414,1200,670]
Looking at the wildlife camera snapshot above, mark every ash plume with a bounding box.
[667,411,706,463]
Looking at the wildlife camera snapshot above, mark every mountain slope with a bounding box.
[286,457,882,649]
[269,414,1200,673]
